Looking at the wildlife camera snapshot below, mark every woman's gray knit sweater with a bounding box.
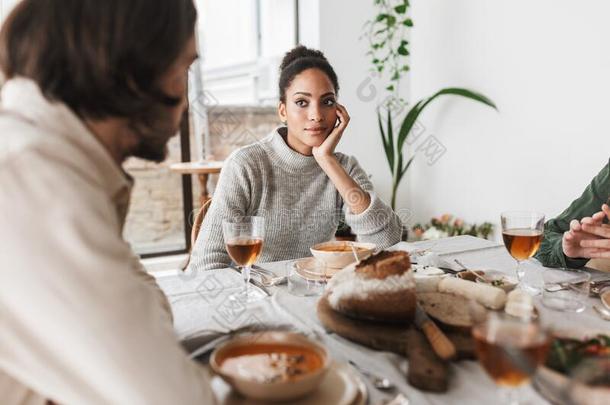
[191,127,402,271]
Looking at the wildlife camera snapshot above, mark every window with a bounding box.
[125,1,297,257]
[195,0,298,106]
[0,0,298,257]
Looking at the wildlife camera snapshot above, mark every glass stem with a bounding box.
[515,260,525,285]
[243,265,250,298]
[499,386,520,405]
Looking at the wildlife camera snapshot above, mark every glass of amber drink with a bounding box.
[472,310,551,404]
[501,211,545,294]
[223,216,265,303]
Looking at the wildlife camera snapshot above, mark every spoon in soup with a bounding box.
[348,360,395,391]
[349,243,361,265]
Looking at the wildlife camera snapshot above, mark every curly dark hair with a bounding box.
[0,0,196,128]
[278,45,339,103]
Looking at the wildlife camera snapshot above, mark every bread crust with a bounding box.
[327,250,415,323]
[355,251,411,279]
[331,289,416,323]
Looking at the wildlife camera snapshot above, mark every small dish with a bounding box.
[601,287,610,312]
[210,361,366,405]
[474,270,518,292]
[295,257,334,281]
[210,331,331,402]
[310,241,376,269]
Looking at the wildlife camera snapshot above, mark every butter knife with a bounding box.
[413,303,456,361]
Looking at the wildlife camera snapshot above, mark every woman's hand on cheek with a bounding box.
[312,103,350,163]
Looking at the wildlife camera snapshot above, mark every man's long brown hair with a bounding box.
[0,0,196,131]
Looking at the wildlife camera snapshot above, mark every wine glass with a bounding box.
[472,309,551,404]
[222,216,265,303]
[501,211,545,294]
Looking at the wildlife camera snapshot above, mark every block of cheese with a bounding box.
[505,289,534,318]
[437,277,507,310]
[415,275,444,293]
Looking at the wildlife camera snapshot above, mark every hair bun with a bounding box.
[280,45,328,71]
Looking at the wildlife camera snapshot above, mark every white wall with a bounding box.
[407,0,610,236]
[310,0,610,237]
[1,0,19,21]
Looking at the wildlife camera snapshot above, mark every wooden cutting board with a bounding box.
[317,295,476,393]
[317,294,475,359]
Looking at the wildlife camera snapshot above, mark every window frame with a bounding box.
[138,108,194,259]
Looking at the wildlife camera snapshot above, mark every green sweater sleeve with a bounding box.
[535,160,610,268]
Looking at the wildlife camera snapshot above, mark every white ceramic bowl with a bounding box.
[210,331,330,402]
[310,241,376,269]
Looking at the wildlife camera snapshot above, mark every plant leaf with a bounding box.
[420,87,498,111]
[403,19,413,27]
[398,155,415,183]
[376,14,389,22]
[397,46,409,56]
[378,110,393,173]
[396,87,497,153]
[395,153,402,184]
[387,109,395,172]
[394,4,407,13]
[396,99,424,152]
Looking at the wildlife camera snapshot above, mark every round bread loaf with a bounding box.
[325,251,416,323]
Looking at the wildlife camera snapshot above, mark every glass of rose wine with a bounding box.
[501,211,545,294]
[472,309,551,404]
[222,216,265,303]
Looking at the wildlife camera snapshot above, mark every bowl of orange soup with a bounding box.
[210,331,330,401]
[310,241,376,270]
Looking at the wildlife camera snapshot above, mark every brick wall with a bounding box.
[123,106,278,254]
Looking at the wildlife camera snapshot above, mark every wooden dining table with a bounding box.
[169,160,223,206]
[154,235,610,404]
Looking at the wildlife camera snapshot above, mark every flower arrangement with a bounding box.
[411,214,493,241]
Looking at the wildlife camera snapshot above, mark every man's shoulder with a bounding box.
[0,116,110,214]
[0,111,56,161]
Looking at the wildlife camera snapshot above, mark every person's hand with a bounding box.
[563,218,603,259]
[562,205,608,258]
[312,103,350,163]
[577,204,610,258]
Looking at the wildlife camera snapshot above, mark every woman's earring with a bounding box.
[282,120,287,125]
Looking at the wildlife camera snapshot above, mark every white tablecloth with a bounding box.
[155,235,610,405]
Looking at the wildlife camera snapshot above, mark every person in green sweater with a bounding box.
[536,160,610,268]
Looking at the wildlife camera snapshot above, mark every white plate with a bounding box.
[535,328,610,405]
[294,257,335,282]
[211,361,365,405]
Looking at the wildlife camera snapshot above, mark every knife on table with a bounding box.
[414,303,456,361]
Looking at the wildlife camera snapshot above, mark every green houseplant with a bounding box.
[364,0,498,210]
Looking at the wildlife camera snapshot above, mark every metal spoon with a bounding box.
[454,259,489,282]
[381,393,411,405]
[350,243,361,265]
[348,360,395,391]
[593,305,610,321]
